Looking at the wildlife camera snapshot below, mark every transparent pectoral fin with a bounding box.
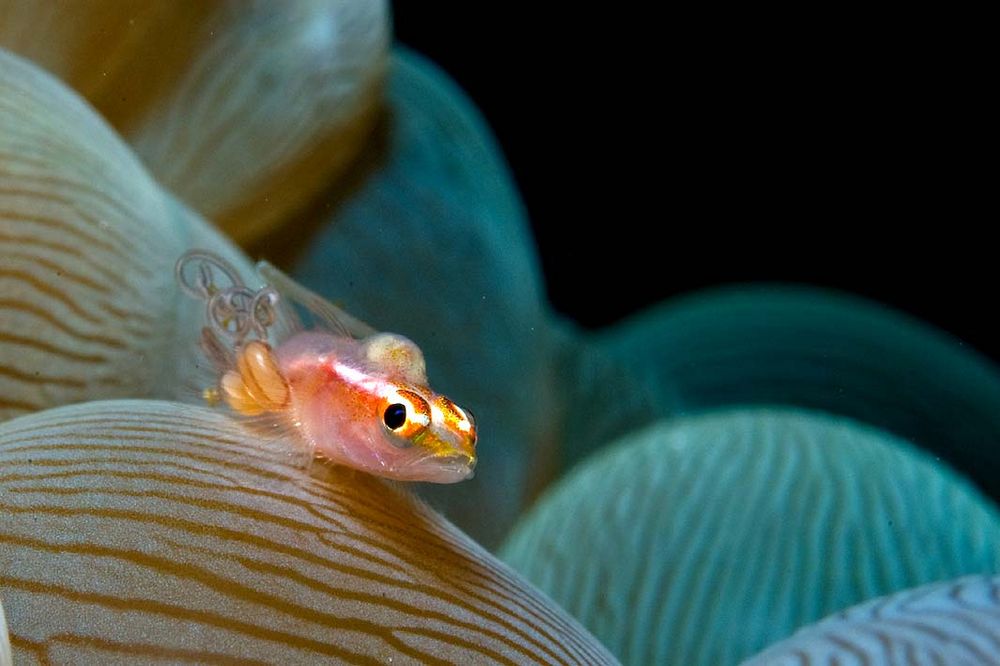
[257,260,376,339]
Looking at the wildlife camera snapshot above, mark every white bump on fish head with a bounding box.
[363,333,428,385]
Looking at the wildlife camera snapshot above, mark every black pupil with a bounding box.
[384,403,407,430]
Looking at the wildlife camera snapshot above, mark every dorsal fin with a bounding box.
[256,261,376,340]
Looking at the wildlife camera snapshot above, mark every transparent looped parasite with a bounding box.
[175,251,278,343]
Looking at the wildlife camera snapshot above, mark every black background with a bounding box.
[393,6,995,363]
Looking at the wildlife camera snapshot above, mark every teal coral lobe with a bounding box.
[502,408,1000,665]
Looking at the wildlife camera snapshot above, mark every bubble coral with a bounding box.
[743,575,1000,664]
[501,409,1000,664]
[0,401,612,663]
[3,2,1000,664]
[0,4,614,663]
[0,593,10,666]
[0,0,388,245]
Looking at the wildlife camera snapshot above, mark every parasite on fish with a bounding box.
[176,250,477,483]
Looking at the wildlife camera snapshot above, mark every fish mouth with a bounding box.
[438,453,476,468]
[433,453,476,477]
[407,451,476,482]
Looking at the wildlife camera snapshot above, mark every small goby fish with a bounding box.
[175,250,477,483]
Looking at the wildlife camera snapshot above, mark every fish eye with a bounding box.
[383,403,407,430]
[383,390,432,445]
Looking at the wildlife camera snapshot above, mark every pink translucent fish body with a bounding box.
[176,251,477,484]
[276,331,476,483]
